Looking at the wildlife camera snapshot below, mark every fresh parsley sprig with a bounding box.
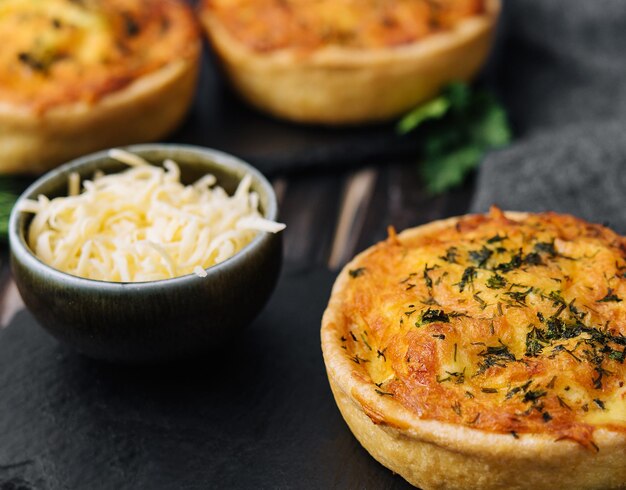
[0,176,33,241]
[397,83,512,194]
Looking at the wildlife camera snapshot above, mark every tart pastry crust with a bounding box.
[200,0,499,124]
[322,210,626,489]
[0,0,200,173]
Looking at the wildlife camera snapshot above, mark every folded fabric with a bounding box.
[472,0,626,225]
[471,121,626,232]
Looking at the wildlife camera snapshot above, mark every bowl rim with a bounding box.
[9,143,280,291]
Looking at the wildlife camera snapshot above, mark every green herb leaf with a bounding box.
[476,339,516,375]
[486,273,507,290]
[468,246,493,268]
[421,145,484,195]
[397,82,512,195]
[598,288,622,303]
[396,96,451,134]
[417,308,450,325]
[0,176,32,241]
[349,267,366,278]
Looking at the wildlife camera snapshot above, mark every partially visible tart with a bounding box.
[322,207,626,489]
[199,0,499,124]
[0,0,200,174]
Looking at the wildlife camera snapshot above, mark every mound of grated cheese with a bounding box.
[18,149,286,282]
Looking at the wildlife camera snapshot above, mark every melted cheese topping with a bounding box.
[338,207,626,448]
[19,150,285,282]
[204,0,485,52]
[0,0,198,112]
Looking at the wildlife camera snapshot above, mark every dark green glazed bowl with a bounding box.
[9,144,283,363]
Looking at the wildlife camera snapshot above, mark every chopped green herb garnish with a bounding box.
[598,288,622,303]
[449,311,471,319]
[476,340,516,374]
[495,249,523,273]
[457,266,477,292]
[486,273,507,290]
[437,369,466,384]
[523,252,543,266]
[557,396,571,411]
[451,401,462,416]
[568,300,586,320]
[487,234,506,244]
[609,348,626,363]
[525,326,547,357]
[361,334,372,351]
[349,267,366,278]
[400,272,417,284]
[504,287,533,306]
[469,246,493,267]
[351,355,369,364]
[473,292,487,309]
[523,390,547,404]
[534,241,557,257]
[441,246,459,264]
[375,389,394,397]
[505,380,532,400]
[423,264,437,290]
[548,291,566,307]
[418,308,450,325]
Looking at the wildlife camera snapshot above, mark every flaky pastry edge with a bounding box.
[321,212,626,490]
[199,0,500,124]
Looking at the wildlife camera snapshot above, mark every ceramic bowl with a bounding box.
[9,144,283,363]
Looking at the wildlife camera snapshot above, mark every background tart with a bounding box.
[321,208,626,489]
[199,0,499,125]
[0,0,200,174]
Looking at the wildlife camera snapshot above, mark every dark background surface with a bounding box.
[166,47,425,177]
[0,267,420,489]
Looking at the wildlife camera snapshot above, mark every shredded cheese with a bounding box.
[19,149,286,282]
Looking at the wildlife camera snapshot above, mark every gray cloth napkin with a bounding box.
[471,0,626,232]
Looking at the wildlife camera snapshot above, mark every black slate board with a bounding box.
[0,265,412,490]
[164,49,422,177]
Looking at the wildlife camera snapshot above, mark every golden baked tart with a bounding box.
[0,0,200,174]
[321,207,626,489]
[199,0,499,124]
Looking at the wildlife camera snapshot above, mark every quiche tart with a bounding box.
[0,0,200,174]
[321,207,626,489]
[199,0,499,124]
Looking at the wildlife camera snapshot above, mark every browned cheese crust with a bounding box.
[199,0,500,124]
[322,207,626,489]
[201,0,485,52]
[0,0,200,173]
